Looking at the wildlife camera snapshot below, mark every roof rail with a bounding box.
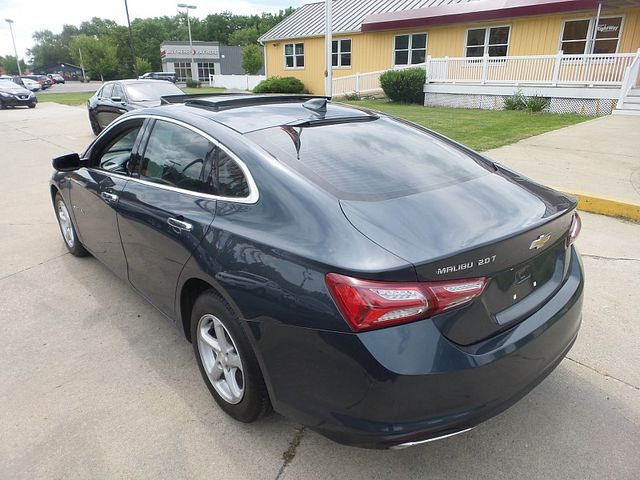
[183,94,331,112]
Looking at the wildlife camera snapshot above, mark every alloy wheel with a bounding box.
[197,314,245,404]
[57,200,75,248]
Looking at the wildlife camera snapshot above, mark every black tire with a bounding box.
[191,290,271,422]
[54,192,90,257]
[28,103,36,109]
[89,111,101,136]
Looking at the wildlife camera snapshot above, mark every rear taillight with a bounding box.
[325,273,488,332]
[566,212,581,248]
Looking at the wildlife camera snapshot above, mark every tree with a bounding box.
[69,34,118,81]
[242,44,263,75]
[135,57,152,75]
[1,55,28,75]
[29,28,75,71]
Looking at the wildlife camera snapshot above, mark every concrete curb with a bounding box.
[556,189,640,222]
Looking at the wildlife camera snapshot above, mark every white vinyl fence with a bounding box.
[208,74,266,91]
[332,52,638,96]
[332,63,424,96]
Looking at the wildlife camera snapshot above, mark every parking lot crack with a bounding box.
[566,356,639,391]
[0,252,69,282]
[581,253,640,264]
[275,426,306,480]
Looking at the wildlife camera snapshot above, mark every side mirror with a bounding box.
[111,96,122,103]
[52,153,84,172]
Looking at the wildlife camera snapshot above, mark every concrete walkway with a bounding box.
[486,114,640,210]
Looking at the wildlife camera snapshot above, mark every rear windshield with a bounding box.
[246,117,492,201]
[124,82,181,101]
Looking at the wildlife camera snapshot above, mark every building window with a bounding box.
[465,26,510,58]
[332,39,352,67]
[561,17,622,54]
[284,43,304,68]
[197,62,216,81]
[394,33,427,66]
[175,62,192,81]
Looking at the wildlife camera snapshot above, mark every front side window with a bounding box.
[394,33,427,66]
[140,120,249,198]
[561,17,622,54]
[92,122,143,174]
[285,43,305,68]
[332,39,352,67]
[111,83,124,100]
[100,83,113,99]
[465,26,510,57]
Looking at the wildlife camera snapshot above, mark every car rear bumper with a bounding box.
[249,248,584,449]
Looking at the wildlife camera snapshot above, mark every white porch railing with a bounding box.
[618,49,640,104]
[427,52,637,86]
[208,74,265,91]
[332,52,638,96]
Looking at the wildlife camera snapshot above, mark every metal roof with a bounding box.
[259,0,477,42]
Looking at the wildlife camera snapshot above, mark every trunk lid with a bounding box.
[340,168,576,345]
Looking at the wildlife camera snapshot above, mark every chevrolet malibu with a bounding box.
[50,95,583,449]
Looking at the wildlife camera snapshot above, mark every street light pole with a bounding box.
[123,0,137,75]
[5,19,22,76]
[177,4,197,82]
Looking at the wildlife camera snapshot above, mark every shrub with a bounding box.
[342,91,361,101]
[186,79,201,88]
[253,76,306,93]
[525,94,550,113]
[379,68,426,104]
[503,89,526,110]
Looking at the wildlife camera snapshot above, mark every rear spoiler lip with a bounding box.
[160,92,252,105]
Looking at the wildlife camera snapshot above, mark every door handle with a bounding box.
[167,217,193,232]
[101,192,119,203]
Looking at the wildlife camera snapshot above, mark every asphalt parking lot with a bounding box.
[1,103,638,479]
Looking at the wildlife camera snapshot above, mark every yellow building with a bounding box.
[259,0,640,115]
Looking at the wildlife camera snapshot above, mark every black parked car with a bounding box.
[0,79,37,108]
[87,79,183,135]
[50,95,583,449]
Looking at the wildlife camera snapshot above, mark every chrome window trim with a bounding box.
[88,114,260,205]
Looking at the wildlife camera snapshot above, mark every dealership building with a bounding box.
[160,41,263,81]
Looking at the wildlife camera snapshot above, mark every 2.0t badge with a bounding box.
[529,233,552,250]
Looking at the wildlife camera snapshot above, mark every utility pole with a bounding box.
[5,19,22,76]
[124,0,137,74]
[78,48,86,82]
[178,4,198,82]
[324,0,332,97]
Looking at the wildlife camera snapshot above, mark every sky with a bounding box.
[0,0,305,60]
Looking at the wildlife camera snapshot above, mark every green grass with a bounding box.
[36,86,226,107]
[37,91,93,106]
[182,86,225,94]
[341,99,591,151]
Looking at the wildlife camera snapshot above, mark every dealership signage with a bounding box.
[161,44,220,60]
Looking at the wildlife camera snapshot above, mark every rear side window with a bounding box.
[139,120,249,198]
[247,118,491,201]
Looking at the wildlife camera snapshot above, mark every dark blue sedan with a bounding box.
[50,95,583,449]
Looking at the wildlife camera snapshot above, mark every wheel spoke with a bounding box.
[213,320,230,352]
[224,368,242,399]
[208,362,224,381]
[226,353,242,369]
[200,328,222,353]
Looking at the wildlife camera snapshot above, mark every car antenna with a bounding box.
[302,98,327,115]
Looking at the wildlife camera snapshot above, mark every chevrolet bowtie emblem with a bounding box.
[529,233,552,250]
